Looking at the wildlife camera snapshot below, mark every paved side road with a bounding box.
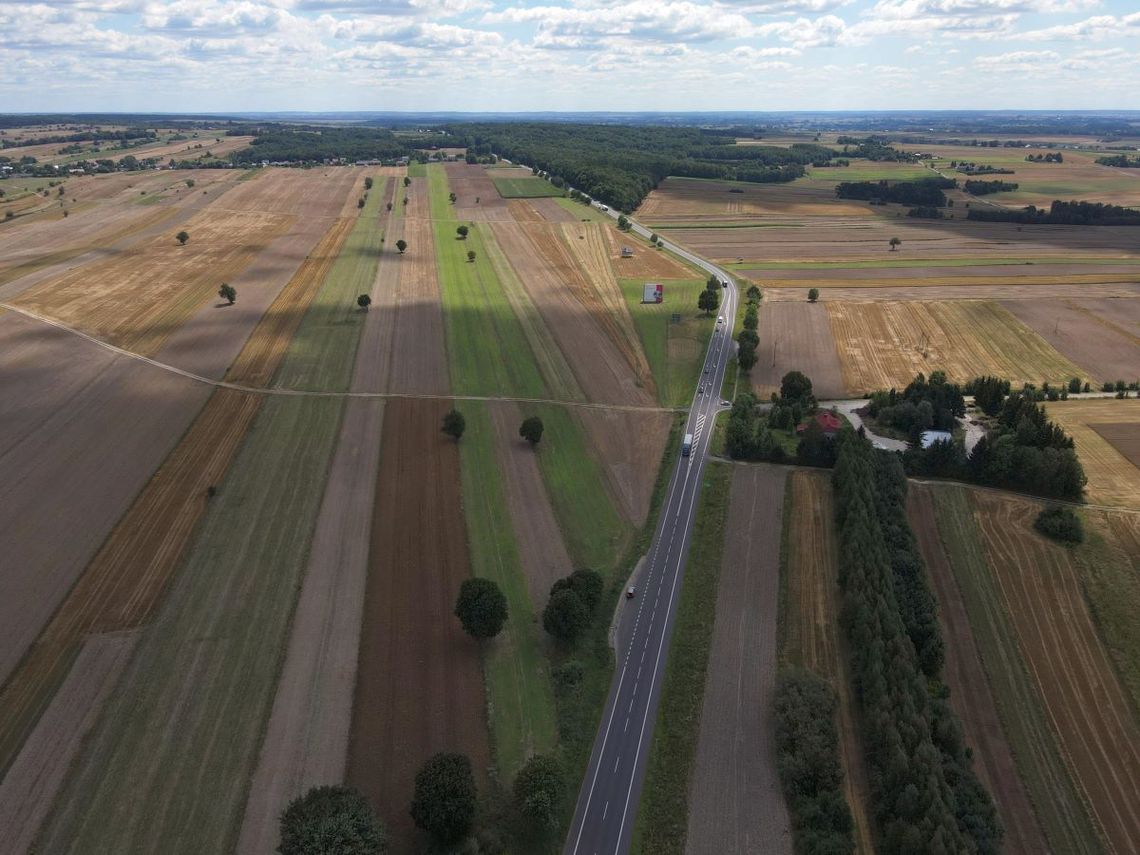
[563,202,738,855]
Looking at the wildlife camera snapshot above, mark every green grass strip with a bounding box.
[632,462,732,855]
[531,405,630,575]
[277,177,387,391]
[458,403,558,778]
[406,161,426,178]
[619,278,714,408]
[931,486,1103,855]
[491,176,566,198]
[427,164,547,398]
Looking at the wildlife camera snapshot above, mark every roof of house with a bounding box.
[796,411,843,434]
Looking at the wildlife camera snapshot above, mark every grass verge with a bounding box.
[930,486,1102,855]
[631,461,732,855]
[491,175,566,198]
[458,403,558,779]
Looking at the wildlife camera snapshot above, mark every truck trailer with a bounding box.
[681,433,693,457]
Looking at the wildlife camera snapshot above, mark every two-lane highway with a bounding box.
[564,203,739,855]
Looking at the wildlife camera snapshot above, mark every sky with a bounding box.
[1,0,1138,112]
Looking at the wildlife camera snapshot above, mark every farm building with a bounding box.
[621,246,634,258]
[642,282,663,303]
[796,411,842,438]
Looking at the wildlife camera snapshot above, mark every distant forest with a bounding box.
[967,200,1140,225]
[227,126,432,164]
[446,123,837,210]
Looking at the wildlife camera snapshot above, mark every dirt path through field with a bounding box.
[908,485,1048,855]
[0,632,137,854]
[782,471,876,855]
[686,466,790,855]
[488,400,573,610]
[347,398,490,854]
[973,491,1140,853]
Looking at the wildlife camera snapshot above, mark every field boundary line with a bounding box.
[1,302,681,414]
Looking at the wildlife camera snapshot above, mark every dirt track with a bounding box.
[973,491,1140,854]
[754,302,846,399]
[908,485,1047,855]
[488,400,573,609]
[346,398,490,853]
[686,466,790,855]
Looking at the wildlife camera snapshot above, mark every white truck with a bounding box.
[681,433,693,457]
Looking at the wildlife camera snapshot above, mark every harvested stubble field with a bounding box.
[921,485,1100,855]
[753,301,845,400]
[826,299,1086,394]
[970,490,1140,854]
[758,282,1140,302]
[907,485,1048,855]
[1003,297,1140,385]
[1044,399,1140,509]
[685,465,790,855]
[779,470,876,855]
[639,176,875,223]
[605,225,701,280]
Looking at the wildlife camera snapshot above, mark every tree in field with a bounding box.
[357,197,366,209]
[456,225,469,240]
[403,176,411,187]
[218,283,236,305]
[746,285,762,302]
[403,196,409,206]
[467,250,476,262]
[441,408,465,440]
[279,785,386,855]
[386,202,393,212]
[514,754,566,830]
[1067,377,1082,394]
[475,196,480,204]
[364,176,373,190]
[184,178,195,188]
[698,288,719,315]
[543,588,589,643]
[396,239,407,254]
[807,287,819,303]
[409,753,476,845]
[889,236,902,251]
[454,577,508,639]
[357,294,372,311]
[519,416,544,446]
[449,192,457,203]
[176,230,189,245]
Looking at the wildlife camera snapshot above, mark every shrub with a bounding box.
[409,753,476,845]
[1033,505,1084,544]
[279,785,386,855]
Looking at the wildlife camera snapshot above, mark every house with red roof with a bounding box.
[796,410,842,437]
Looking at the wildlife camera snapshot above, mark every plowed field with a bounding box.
[973,491,1140,854]
[1002,298,1140,384]
[753,302,845,399]
[780,471,876,855]
[827,300,1086,393]
[347,398,490,853]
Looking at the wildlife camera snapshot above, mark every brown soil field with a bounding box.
[827,300,1087,394]
[748,262,1140,282]
[489,401,574,610]
[346,398,490,854]
[445,162,509,221]
[761,283,1140,302]
[1045,399,1140,509]
[505,199,542,222]
[639,178,874,221]
[1092,423,1140,468]
[667,217,1140,264]
[972,491,1140,853]
[1002,298,1140,384]
[753,302,845,399]
[527,197,578,222]
[907,486,1048,855]
[0,632,137,854]
[577,408,673,526]
[605,226,695,279]
[686,465,790,855]
[781,470,876,855]
[492,219,655,405]
[101,134,253,164]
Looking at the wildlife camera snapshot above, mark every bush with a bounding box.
[543,589,589,643]
[454,577,508,639]
[409,753,477,845]
[550,568,604,613]
[1034,505,1084,544]
[279,785,386,855]
[513,754,566,830]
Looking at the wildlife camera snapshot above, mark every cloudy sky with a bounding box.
[1,0,1137,112]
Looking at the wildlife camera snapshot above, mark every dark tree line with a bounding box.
[966,199,1140,225]
[229,126,427,164]
[964,179,1018,195]
[445,123,836,210]
[832,431,1002,855]
[0,128,154,149]
[774,668,855,855]
[1095,154,1140,168]
[836,178,955,207]
[866,371,965,439]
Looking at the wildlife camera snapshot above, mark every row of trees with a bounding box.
[229,126,426,164]
[966,199,1140,225]
[774,669,855,855]
[835,177,955,207]
[963,179,1018,195]
[832,431,1002,854]
[737,285,762,371]
[1095,154,1140,168]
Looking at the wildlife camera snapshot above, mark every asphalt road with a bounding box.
[563,201,739,855]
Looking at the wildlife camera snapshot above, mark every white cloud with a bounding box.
[1020,11,1140,41]
[973,48,1058,70]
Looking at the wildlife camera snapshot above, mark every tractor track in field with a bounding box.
[1,301,680,414]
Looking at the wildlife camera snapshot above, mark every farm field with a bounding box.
[779,470,876,855]
[826,299,1087,394]
[684,465,789,855]
[1044,398,1140,509]
[753,301,845,400]
[491,173,565,198]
